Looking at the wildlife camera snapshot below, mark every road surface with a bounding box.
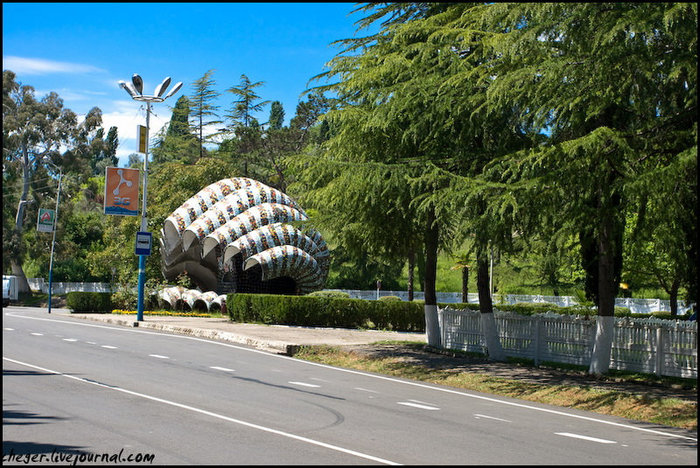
[3,307,696,465]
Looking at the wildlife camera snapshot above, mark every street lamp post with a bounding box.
[46,161,62,314]
[118,74,182,322]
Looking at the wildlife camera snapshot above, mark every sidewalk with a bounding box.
[59,310,427,355]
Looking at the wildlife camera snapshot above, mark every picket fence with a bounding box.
[333,289,695,315]
[439,307,697,378]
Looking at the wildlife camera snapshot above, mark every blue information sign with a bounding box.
[135,231,152,256]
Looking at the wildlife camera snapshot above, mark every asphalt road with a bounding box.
[3,307,697,465]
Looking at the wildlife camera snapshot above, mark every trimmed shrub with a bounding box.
[307,290,351,299]
[66,292,112,313]
[228,293,425,332]
[378,295,402,302]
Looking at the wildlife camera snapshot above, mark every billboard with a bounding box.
[104,167,140,216]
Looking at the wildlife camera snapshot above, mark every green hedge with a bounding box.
[226,295,693,330]
[66,292,112,313]
[228,293,425,332]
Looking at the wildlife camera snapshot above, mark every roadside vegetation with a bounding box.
[292,342,698,431]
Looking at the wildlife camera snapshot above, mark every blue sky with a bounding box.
[2,2,375,166]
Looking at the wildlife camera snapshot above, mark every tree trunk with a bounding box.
[407,249,415,302]
[588,197,622,375]
[11,144,32,293]
[669,277,680,316]
[423,208,440,348]
[477,246,505,361]
[462,266,469,303]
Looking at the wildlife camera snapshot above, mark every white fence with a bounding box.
[331,289,695,315]
[439,307,697,378]
[27,278,112,294]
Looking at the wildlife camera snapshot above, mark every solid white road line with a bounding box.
[6,312,696,442]
[3,357,401,465]
[555,432,617,444]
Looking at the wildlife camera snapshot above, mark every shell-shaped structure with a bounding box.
[160,178,328,296]
[244,245,323,294]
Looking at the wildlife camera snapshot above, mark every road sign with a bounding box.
[135,231,152,256]
[104,167,139,216]
[137,125,147,154]
[37,208,55,232]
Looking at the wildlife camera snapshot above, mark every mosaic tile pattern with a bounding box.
[202,203,307,257]
[163,177,263,242]
[224,223,320,264]
[161,177,328,295]
[182,185,305,249]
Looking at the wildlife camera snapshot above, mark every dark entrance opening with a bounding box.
[226,254,298,295]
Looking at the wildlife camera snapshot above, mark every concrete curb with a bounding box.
[71,314,295,354]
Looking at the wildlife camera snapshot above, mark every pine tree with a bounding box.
[189,69,222,159]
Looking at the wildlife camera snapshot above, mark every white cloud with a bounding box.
[3,56,106,75]
[101,102,171,167]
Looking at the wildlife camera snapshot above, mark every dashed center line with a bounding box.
[30,332,43,336]
[397,401,440,411]
[474,413,511,423]
[63,338,78,342]
[4,328,14,331]
[288,381,321,388]
[210,366,235,372]
[101,345,118,349]
[555,432,617,444]
[149,354,169,359]
[354,387,379,393]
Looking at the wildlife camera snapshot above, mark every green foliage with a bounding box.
[66,292,112,313]
[307,290,351,298]
[110,287,137,311]
[227,293,425,332]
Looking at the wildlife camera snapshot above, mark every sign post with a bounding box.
[117,74,183,323]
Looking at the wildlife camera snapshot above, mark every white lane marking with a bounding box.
[555,432,617,444]
[6,312,696,442]
[149,354,169,359]
[4,328,14,331]
[397,401,440,411]
[2,357,400,466]
[210,366,235,372]
[101,345,118,349]
[354,387,379,393]
[30,332,43,336]
[408,399,436,406]
[474,414,511,423]
[87,341,97,345]
[289,381,321,388]
[63,338,78,342]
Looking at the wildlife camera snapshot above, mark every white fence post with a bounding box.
[655,326,665,375]
[533,315,541,366]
